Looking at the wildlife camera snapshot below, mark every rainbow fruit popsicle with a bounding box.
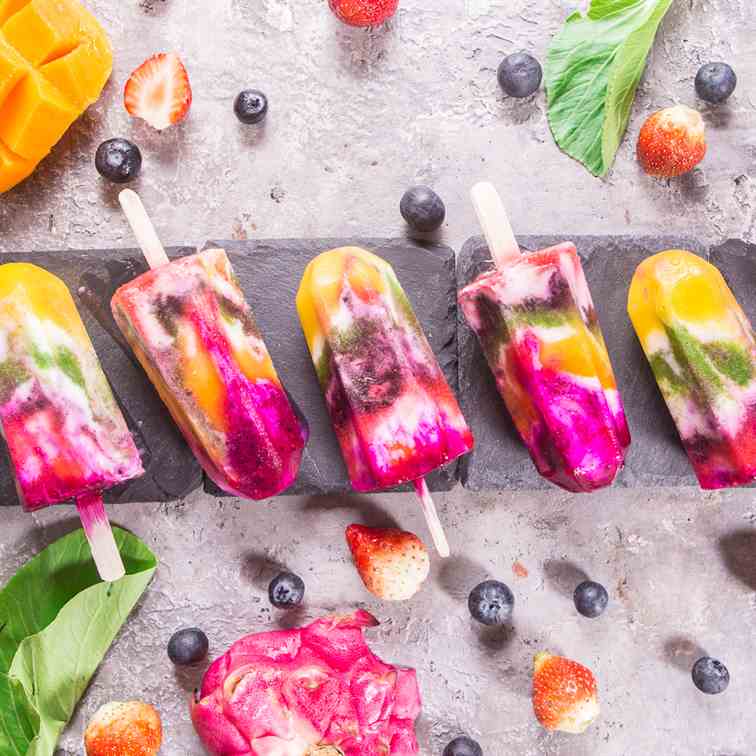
[458,183,630,492]
[628,249,756,489]
[113,191,308,499]
[0,263,143,581]
[297,246,474,556]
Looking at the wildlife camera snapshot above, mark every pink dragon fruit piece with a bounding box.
[192,610,422,755]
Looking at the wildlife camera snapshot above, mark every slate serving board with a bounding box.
[0,238,461,506]
[458,236,755,491]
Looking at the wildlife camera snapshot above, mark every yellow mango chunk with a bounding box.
[0,69,77,159]
[0,35,29,109]
[40,38,110,107]
[0,140,37,192]
[539,324,616,389]
[234,344,277,385]
[0,0,30,26]
[2,0,82,67]
[0,0,111,192]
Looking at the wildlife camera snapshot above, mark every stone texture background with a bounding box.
[0,0,755,754]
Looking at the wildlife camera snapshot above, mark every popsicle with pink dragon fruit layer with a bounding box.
[192,611,421,755]
[297,246,474,557]
[0,263,143,582]
[458,183,630,492]
[112,190,308,500]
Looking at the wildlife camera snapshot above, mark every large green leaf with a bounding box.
[0,528,157,756]
[545,0,675,176]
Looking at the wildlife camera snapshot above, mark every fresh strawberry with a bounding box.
[637,105,707,178]
[346,524,429,601]
[328,0,399,27]
[532,651,599,734]
[84,701,162,756]
[124,53,192,130]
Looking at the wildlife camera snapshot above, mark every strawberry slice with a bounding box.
[346,524,429,601]
[124,53,192,130]
[532,651,599,734]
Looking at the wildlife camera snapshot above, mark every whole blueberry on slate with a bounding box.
[400,185,446,232]
[168,628,209,666]
[692,656,730,694]
[269,571,305,608]
[234,89,269,124]
[573,580,609,618]
[443,735,483,756]
[95,138,142,184]
[498,51,542,98]
[468,580,514,626]
[695,62,737,104]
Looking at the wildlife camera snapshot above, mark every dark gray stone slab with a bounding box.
[711,239,756,325]
[0,247,204,506]
[204,238,462,496]
[456,235,754,491]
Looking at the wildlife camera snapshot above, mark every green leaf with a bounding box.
[0,528,157,756]
[545,0,674,176]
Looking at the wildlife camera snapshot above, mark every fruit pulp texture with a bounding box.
[0,263,143,509]
[458,243,630,492]
[628,249,756,489]
[297,247,474,492]
[112,249,308,500]
[192,610,421,755]
[0,0,113,192]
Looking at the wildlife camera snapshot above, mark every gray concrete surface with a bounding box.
[1,0,755,754]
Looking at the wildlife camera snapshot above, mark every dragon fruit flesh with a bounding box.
[191,610,422,755]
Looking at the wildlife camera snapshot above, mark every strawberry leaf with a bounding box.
[545,0,675,176]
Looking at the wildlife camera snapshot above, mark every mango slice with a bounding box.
[0,0,112,192]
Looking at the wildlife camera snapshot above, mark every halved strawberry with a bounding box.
[328,0,398,27]
[637,105,707,178]
[532,651,599,734]
[124,53,192,130]
[345,524,429,601]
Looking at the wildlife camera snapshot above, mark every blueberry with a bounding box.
[399,186,446,232]
[268,571,305,608]
[573,580,609,618]
[95,138,142,184]
[468,580,514,626]
[695,63,737,104]
[168,628,209,666]
[692,656,730,694]
[498,52,542,98]
[234,89,269,124]
[443,736,483,756]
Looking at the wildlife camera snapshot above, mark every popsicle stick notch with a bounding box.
[119,189,170,270]
[413,478,450,558]
[470,182,521,269]
[76,492,125,582]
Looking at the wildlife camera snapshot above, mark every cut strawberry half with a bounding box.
[124,53,192,130]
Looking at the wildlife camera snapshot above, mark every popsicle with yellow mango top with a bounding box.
[0,263,144,581]
[112,190,308,500]
[0,0,113,192]
[297,246,474,557]
[628,249,756,489]
[458,183,630,492]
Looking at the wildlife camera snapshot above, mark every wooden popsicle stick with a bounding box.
[76,491,125,582]
[470,182,521,269]
[413,478,450,558]
[119,189,170,270]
